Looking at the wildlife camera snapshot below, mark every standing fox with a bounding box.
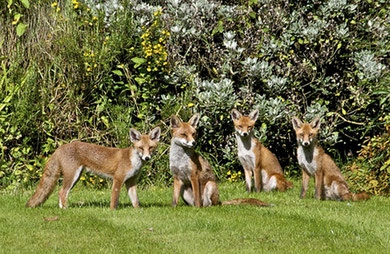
[169,114,271,207]
[231,109,293,193]
[292,117,369,201]
[26,127,161,210]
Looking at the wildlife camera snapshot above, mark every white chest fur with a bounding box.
[125,149,143,181]
[236,134,256,171]
[297,145,318,176]
[169,141,192,183]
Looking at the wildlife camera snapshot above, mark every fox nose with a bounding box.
[190,141,196,146]
[243,132,248,136]
[302,141,309,146]
[143,156,151,161]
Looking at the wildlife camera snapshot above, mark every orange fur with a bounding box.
[231,109,293,193]
[169,114,270,207]
[292,117,369,201]
[26,127,161,209]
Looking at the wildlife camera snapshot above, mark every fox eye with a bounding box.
[139,147,144,151]
[309,133,313,137]
[300,133,304,137]
[238,125,243,128]
[181,133,187,138]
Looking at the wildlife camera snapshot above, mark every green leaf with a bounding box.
[298,38,304,44]
[112,70,123,76]
[337,42,342,49]
[135,77,146,85]
[131,57,146,68]
[131,57,146,64]
[16,22,27,37]
[20,0,30,8]
[100,116,109,128]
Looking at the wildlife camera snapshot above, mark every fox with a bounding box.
[291,116,369,201]
[169,114,271,208]
[26,127,161,210]
[231,109,293,193]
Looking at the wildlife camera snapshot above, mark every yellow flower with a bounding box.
[56,7,61,12]
[188,103,194,108]
[163,61,168,65]
[105,36,109,40]
[147,67,151,72]
[51,2,58,7]
[227,170,231,175]
[87,67,92,72]
[94,64,97,68]
[93,16,98,21]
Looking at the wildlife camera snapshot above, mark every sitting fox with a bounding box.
[26,127,161,209]
[169,114,271,207]
[292,117,369,201]
[231,109,293,192]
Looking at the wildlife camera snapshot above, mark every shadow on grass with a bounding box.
[66,200,172,209]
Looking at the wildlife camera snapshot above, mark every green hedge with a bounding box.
[0,0,389,193]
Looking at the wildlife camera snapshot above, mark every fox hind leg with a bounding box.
[202,181,218,207]
[59,166,83,208]
[125,178,139,208]
[182,187,195,206]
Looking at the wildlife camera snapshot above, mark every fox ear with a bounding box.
[310,117,321,129]
[149,127,161,142]
[129,128,141,142]
[231,109,242,121]
[292,117,303,130]
[189,113,200,128]
[249,109,259,121]
[170,115,181,128]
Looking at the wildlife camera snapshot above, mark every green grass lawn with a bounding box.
[0,180,389,254]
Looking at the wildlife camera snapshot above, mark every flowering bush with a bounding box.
[0,0,389,191]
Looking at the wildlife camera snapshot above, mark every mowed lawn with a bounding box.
[0,181,389,254]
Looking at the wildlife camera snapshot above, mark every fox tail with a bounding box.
[221,198,273,207]
[26,155,61,208]
[352,192,370,201]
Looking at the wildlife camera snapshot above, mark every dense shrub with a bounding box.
[0,0,389,192]
[344,116,390,195]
